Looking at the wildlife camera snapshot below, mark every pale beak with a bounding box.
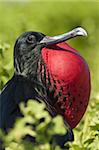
[40,27,87,46]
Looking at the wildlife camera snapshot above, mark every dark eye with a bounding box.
[26,35,36,44]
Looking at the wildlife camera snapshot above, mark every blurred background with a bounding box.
[0,0,99,96]
[0,0,99,149]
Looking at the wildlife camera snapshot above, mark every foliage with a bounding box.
[0,100,66,150]
[68,96,99,150]
[0,1,99,150]
[0,43,13,89]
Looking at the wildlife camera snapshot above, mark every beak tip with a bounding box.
[76,27,88,37]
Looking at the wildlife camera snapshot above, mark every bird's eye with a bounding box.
[26,35,36,44]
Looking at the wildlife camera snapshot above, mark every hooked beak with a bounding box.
[40,27,87,46]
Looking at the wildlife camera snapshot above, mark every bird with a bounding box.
[0,27,91,148]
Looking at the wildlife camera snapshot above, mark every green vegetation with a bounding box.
[0,100,67,150]
[0,1,99,149]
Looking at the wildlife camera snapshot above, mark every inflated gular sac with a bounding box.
[42,42,91,128]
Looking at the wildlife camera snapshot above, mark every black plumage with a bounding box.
[0,31,74,149]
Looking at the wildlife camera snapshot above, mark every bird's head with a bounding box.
[14,32,45,76]
[14,27,87,79]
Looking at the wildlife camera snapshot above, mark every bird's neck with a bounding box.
[14,50,42,80]
[15,55,58,116]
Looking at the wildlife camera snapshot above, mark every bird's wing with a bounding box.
[0,75,39,132]
[0,75,18,131]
